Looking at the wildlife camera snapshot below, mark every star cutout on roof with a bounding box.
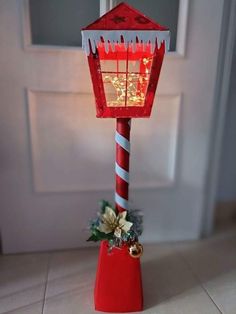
[111,15,126,24]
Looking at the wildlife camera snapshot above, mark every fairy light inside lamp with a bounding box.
[101,47,153,107]
[96,41,157,113]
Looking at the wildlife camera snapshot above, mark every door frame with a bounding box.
[202,0,236,236]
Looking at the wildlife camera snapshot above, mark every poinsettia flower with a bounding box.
[97,206,133,238]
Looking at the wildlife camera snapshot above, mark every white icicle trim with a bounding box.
[81,30,170,55]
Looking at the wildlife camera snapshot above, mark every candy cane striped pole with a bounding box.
[115,118,131,213]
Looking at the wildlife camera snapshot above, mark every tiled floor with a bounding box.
[1,227,236,314]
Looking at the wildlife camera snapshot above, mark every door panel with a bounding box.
[28,92,180,192]
[0,0,224,253]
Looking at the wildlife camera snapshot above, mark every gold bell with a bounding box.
[128,242,143,258]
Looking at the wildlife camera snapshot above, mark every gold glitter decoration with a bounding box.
[128,242,143,258]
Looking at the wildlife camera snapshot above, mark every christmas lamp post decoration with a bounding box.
[82,2,170,312]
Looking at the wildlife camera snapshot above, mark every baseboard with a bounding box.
[215,201,236,224]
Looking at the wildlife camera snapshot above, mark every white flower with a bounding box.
[97,206,133,238]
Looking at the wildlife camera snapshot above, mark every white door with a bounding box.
[0,0,227,253]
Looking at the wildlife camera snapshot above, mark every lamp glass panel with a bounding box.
[99,43,154,108]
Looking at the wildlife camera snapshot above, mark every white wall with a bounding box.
[217,34,236,201]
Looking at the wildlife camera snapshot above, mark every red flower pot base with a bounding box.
[94,240,143,312]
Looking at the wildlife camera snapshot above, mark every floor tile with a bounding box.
[0,253,49,313]
[147,286,221,314]
[48,248,97,281]
[175,232,236,314]
[0,284,45,314]
[43,287,94,314]
[203,270,236,314]
[46,269,95,299]
[175,232,236,283]
[2,302,43,314]
[142,244,199,306]
[46,248,97,299]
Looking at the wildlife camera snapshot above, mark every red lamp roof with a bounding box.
[82,2,168,31]
[81,2,170,55]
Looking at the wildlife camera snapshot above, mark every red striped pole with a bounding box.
[115,118,131,213]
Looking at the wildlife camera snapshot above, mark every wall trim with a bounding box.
[215,201,236,225]
[174,0,189,57]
